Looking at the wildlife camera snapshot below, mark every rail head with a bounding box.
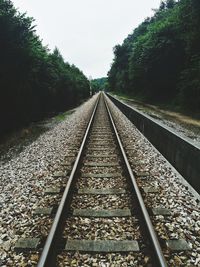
[37,93,100,267]
[103,93,168,267]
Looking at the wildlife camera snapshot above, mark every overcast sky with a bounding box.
[12,0,161,79]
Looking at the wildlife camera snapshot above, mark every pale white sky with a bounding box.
[12,0,161,78]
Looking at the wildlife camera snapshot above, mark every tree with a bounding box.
[108,0,200,112]
[0,0,90,135]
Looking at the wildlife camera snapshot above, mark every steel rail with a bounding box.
[37,94,100,267]
[104,93,168,267]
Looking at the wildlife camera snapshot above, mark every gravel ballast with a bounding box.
[1,93,200,266]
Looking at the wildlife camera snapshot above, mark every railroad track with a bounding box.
[32,92,167,266]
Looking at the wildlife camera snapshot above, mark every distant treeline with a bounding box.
[108,0,200,113]
[0,0,90,135]
[91,77,108,93]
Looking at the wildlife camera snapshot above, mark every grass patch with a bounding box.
[54,109,75,122]
[110,91,200,118]
[109,91,200,131]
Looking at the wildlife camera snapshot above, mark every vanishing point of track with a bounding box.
[37,93,167,267]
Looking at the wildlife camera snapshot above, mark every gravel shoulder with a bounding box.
[113,94,200,148]
[0,109,76,164]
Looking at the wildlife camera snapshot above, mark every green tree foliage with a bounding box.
[91,77,108,93]
[0,0,90,134]
[108,0,200,112]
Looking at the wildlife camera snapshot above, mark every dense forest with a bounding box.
[108,0,200,113]
[0,0,90,135]
[91,77,108,93]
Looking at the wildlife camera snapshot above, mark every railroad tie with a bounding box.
[78,188,126,195]
[73,208,132,217]
[81,173,121,178]
[65,240,140,253]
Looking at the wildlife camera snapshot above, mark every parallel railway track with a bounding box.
[37,93,167,266]
[107,93,200,194]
